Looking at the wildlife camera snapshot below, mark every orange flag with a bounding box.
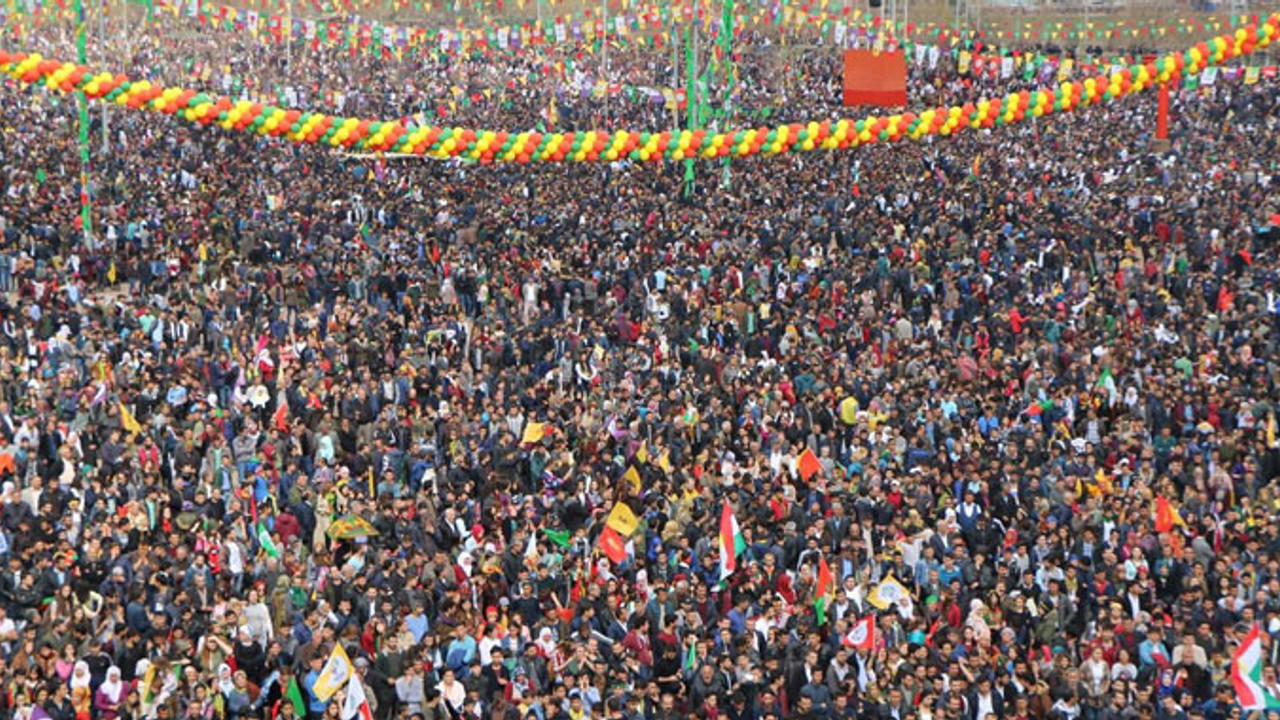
[1154,496,1183,533]
[798,447,822,481]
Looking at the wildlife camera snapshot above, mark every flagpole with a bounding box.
[75,0,93,249]
[683,0,697,198]
[719,0,733,189]
[99,0,109,152]
[602,0,608,128]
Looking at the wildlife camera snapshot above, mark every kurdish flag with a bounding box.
[814,555,834,625]
[257,522,280,559]
[719,501,746,583]
[1233,625,1280,710]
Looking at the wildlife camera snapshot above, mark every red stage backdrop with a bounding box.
[843,49,908,107]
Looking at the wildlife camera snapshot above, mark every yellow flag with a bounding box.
[606,503,640,537]
[867,576,909,610]
[656,451,672,474]
[312,644,354,701]
[119,402,142,436]
[521,422,546,445]
[636,442,650,465]
[621,466,641,493]
[107,261,116,283]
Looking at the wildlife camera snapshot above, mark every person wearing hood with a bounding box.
[93,666,126,720]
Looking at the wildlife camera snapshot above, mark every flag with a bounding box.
[598,525,628,563]
[273,401,289,431]
[119,402,142,436]
[341,676,373,720]
[621,466,642,493]
[606,503,640,537]
[867,576,909,610]
[683,637,698,672]
[257,522,280,559]
[844,615,875,651]
[524,531,538,562]
[719,501,745,581]
[1233,625,1280,710]
[797,447,822,481]
[313,644,354,701]
[284,677,306,717]
[1155,496,1183,533]
[521,421,547,444]
[542,528,571,548]
[815,556,834,625]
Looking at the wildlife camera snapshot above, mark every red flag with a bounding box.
[798,447,822,481]
[844,616,875,651]
[598,526,627,564]
[1154,496,1181,533]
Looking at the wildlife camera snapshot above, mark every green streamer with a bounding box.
[683,22,695,196]
[76,0,92,246]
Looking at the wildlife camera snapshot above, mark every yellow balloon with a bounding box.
[802,140,815,151]
[640,149,651,161]
[606,149,618,160]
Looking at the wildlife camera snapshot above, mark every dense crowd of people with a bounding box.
[0,5,1279,720]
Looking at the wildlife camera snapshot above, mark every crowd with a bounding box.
[1,6,1280,720]
[8,1,1155,132]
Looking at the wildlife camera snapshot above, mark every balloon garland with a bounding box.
[1,14,1275,164]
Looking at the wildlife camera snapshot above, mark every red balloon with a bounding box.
[518,153,530,163]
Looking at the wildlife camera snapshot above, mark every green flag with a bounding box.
[257,522,280,559]
[543,528,571,548]
[285,676,306,716]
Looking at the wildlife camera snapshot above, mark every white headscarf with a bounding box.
[99,666,125,703]
[217,663,235,696]
[70,661,91,691]
[535,627,557,657]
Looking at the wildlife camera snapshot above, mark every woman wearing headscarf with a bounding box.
[94,666,126,720]
[222,669,261,718]
[69,661,92,720]
[965,598,992,647]
[233,626,268,682]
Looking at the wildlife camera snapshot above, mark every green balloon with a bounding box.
[370,122,383,134]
